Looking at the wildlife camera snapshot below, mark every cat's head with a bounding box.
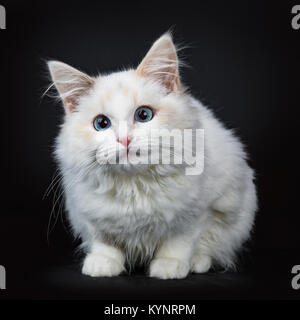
[48,33,200,176]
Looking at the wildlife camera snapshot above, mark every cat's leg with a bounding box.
[82,240,125,277]
[149,231,199,279]
[67,205,125,277]
[193,171,257,270]
[190,216,213,273]
[191,251,212,273]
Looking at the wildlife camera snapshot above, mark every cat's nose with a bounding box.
[117,136,131,148]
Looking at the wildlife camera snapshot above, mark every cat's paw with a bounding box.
[82,253,124,277]
[191,255,211,273]
[149,257,190,279]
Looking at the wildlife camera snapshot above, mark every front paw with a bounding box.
[191,255,211,274]
[82,253,124,277]
[149,257,190,279]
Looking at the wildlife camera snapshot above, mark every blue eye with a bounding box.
[134,106,154,123]
[93,115,111,131]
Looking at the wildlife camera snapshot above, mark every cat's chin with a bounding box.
[104,163,152,174]
[99,163,186,178]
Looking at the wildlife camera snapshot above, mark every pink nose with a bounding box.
[117,136,131,147]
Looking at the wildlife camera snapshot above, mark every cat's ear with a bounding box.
[136,33,181,92]
[47,61,95,113]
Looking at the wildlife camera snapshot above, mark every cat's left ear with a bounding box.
[48,61,95,113]
[136,33,181,92]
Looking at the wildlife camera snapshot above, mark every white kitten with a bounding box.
[48,33,257,279]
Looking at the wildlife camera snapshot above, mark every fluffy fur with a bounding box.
[48,33,257,279]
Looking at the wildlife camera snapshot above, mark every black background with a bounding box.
[0,0,299,300]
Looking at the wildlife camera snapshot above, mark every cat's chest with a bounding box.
[80,173,196,223]
[97,178,176,219]
[90,177,189,239]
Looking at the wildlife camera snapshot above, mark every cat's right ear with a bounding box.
[47,61,95,114]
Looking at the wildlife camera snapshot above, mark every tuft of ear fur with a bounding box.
[47,61,95,113]
[136,33,181,92]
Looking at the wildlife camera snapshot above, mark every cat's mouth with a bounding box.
[122,147,142,163]
[126,147,141,157]
[95,143,157,169]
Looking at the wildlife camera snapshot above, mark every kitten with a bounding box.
[47,33,257,279]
